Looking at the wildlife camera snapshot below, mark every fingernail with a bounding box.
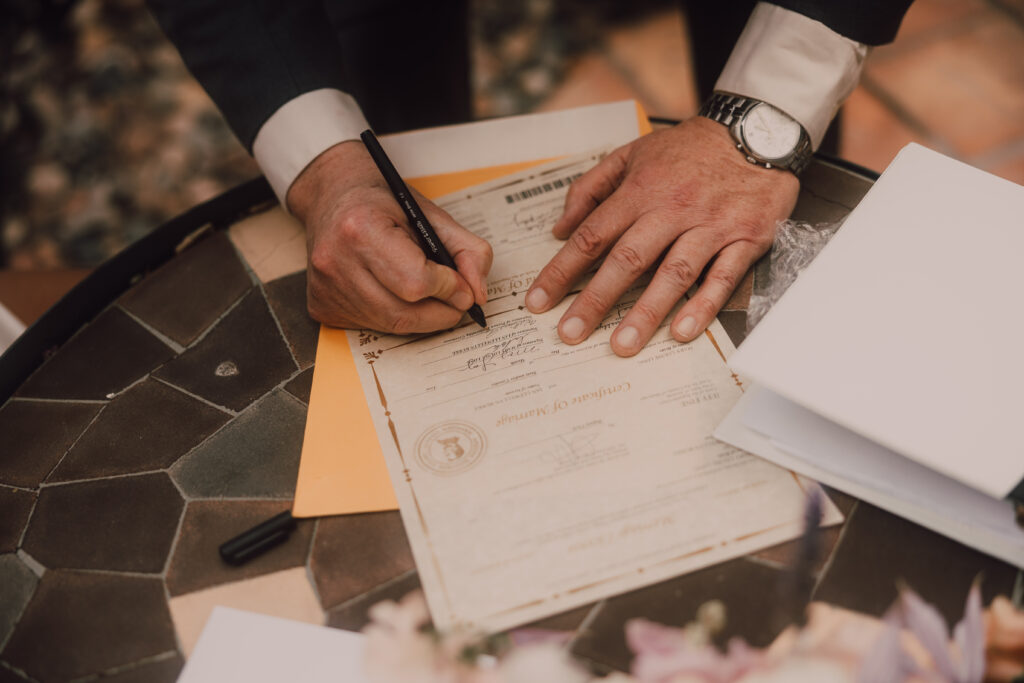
[451,290,473,310]
[525,288,549,312]
[615,325,639,350]
[675,316,699,340]
[561,316,585,341]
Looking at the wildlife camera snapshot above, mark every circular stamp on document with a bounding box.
[414,421,487,476]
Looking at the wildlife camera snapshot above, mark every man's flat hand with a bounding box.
[288,140,493,334]
[525,117,799,357]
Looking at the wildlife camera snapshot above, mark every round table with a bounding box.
[0,157,1018,682]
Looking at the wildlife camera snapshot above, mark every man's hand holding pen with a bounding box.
[287,139,492,334]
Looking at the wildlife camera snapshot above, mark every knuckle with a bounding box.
[689,295,719,319]
[659,257,699,289]
[573,286,610,314]
[541,260,573,289]
[307,247,335,279]
[393,271,430,302]
[569,223,606,260]
[628,300,663,328]
[337,210,371,241]
[387,310,420,335]
[608,243,647,277]
[706,268,740,293]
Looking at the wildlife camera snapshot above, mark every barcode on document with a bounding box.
[504,173,582,204]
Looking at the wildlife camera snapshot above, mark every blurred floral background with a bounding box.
[0,0,676,270]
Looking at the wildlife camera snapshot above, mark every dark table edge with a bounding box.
[0,152,877,404]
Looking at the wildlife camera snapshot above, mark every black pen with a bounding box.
[360,129,487,328]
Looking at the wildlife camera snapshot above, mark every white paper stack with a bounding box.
[715,143,1024,567]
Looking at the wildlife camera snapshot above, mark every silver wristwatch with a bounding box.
[699,92,812,175]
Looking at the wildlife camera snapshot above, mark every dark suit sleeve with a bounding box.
[146,0,350,151]
[766,0,915,45]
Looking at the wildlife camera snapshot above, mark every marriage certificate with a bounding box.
[347,150,839,632]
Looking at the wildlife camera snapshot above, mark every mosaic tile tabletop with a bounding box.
[1,161,1020,682]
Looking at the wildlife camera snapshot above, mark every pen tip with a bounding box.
[469,305,487,328]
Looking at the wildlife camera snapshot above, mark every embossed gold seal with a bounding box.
[414,421,487,475]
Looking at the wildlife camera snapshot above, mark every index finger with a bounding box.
[525,190,636,314]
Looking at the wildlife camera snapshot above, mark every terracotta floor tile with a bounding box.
[310,511,415,609]
[153,289,298,412]
[16,307,175,400]
[165,499,314,597]
[0,488,35,554]
[987,149,1024,184]
[48,379,231,483]
[99,653,183,683]
[603,10,698,120]
[119,232,253,346]
[1,570,176,683]
[168,567,323,657]
[264,271,319,370]
[571,558,794,672]
[536,52,640,113]
[0,554,38,651]
[227,207,307,283]
[326,570,422,632]
[0,400,102,489]
[21,473,183,573]
[865,13,1024,158]
[890,0,990,43]
[812,502,1020,624]
[169,390,306,499]
[840,86,931,175]
[283,366,314,405]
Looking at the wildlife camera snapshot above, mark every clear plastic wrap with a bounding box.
[746,219,843,333]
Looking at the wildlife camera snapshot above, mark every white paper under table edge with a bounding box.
[176,607,367,683]
[714,390,1024,568]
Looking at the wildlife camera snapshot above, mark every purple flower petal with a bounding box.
[951,581,985,683]
[895,586,957,679]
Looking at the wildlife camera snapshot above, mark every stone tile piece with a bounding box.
[168,567,323,657]
[326,571,422,632]
[866,13,1024,158]
[0,554,38,650]
[283,367,314,404]
[310,511,415,609]
[99,653,183,683]
[0,488,36,553]
[153,289,298,411]
[812,502,1020,625]
[16,307,175,400]
[227,207,307,283]
[264,271,318,370]
[0,400,102,488]
[571,558,794,672]
[716,311,746,349]
[119,232,253,346]
[48,380,231,482]
[165,499,314,597]
[170,390,305,499]
[21,473,183,573]
[1,570,175,683]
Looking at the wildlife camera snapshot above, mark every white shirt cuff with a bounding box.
[252,88,370,206]
[715,2,869,150]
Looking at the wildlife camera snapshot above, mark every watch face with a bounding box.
[739,103,801,161]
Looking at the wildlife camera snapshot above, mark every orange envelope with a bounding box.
[293,101,652,517]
